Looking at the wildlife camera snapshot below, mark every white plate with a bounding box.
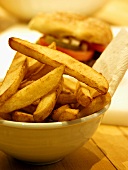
[0,24,128,126]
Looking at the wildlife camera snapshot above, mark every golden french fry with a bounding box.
[78,92,111,118]
[52,104,70,121]
[76,85,92,107]
[63,77,77,93]
[70,103,80,109]
[0,82,2,87]
[0,52,28,106]
[25,59,44,79]
[26,64,54,81]
[19,80,34,89]
[21,105,37,114]
[20,65,54,90]
[24,42,55,79]
[33,79,63,122]
[58,108,79,121]
[62,87,71,94]
[57,92,77,105]
[86,85,101,98]
[79,82,101,98]
[12,111,34,122]
[32,99,40,106]
[0,65,65,119]
[48,41,56,50]
[9,37,109,94]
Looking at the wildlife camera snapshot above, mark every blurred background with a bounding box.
[0,0,128,32]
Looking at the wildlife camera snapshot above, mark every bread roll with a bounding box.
[29,12,112,45]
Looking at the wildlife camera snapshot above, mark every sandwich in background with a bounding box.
[29,12,113,66]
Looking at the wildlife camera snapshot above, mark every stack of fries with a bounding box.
[0,37,111,123]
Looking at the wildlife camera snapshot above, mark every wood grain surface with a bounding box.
[0,125,127,170]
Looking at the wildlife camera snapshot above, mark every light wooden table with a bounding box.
[0,124,128,170]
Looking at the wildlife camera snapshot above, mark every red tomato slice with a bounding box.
[89,43,106,53]
[57,46,94,61]
[37,37,48,46]
[37,37,94,61]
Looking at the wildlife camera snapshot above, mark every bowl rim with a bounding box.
[0,104,110,129]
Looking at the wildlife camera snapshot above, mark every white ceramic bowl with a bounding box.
[0,0,107,21]
[0,105,109,164]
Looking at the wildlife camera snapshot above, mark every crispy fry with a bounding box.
[70,103,80,109]
[0,36,111,123]
[78,92,111,118]
[86,85,101,98]
[63,77,77,93]
[19,80,34,89]
[0,65,65,119]
[25,59,44,79]
[9,37,109,94]
[12,111,34,122]
[0,52,28,106]
[48,41,56,50]
[24,42,55,79]
[52,104,70,121]
[33,79,63,122]
[76,85,92,107]
[57,92,77,105]
[20,65,54,90]
[79,82,101,98]
[21,105,37,114]
[26,64,54,81]
[32,99,40,106]
[58,108,79,121]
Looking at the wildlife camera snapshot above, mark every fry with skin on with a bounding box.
[56,80,77,105]
[63,77,77,93]
[24,59,44,79]
[21,105,37,114]
[70,103,80,109]
[19,65,53,89]
[47,41,56,50]
[0,36,111,122]
[0,65,65,119]
[9,37,109,94]
[19,80,34,89]
[78,92,111,118]
[86,85,101,98]
[79,82,101,98]
[32,99,40,106]
[0,52,28,106]
[57,92,77,105]
[12,111,34,122]
[33,78,63,122]
[24,42,55,80]
[25,64,54,81]
[58,108,79,121]
[76,82,92,107]
[52,104,70,121]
